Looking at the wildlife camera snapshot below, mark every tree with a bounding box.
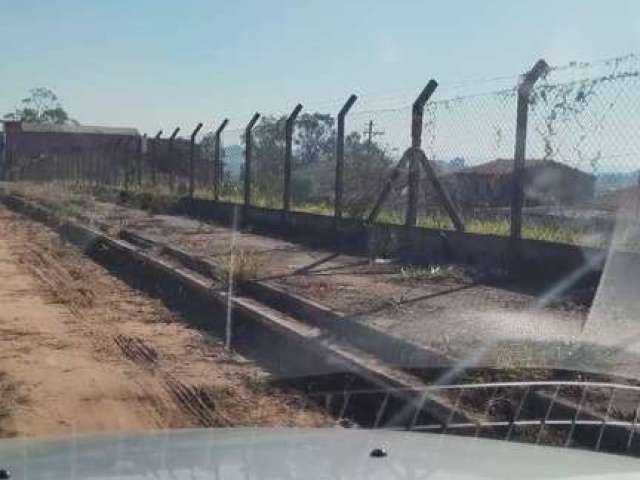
[3,87,76,125]
[294,113,334,165]
[234,112,392,209]
[342,132,393,217]
[250,115,287,201]
[247,113,337,203]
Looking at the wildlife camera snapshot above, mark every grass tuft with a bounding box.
[213,247,263,287]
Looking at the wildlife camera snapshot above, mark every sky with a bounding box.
[1,0,639,138]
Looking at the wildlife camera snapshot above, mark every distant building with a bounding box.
[443,158,596,208]
[2,121,139,152]
[1,120,140,180]
[1,121,219,185]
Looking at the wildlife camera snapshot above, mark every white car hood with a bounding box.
[0,428,636,480]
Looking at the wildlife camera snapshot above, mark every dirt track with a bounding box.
[0,205,328,438]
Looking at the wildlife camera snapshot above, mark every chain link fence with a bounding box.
[218,127,245,203]
[522,55,640,244]
[4,53,639,248]
[290,111,336,214]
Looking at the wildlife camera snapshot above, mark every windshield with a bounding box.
[1,0,640,465]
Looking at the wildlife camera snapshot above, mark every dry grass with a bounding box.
[9,182,98,222]
[394,264,472,285]
[213,247,263,287]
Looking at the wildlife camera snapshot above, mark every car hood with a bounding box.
[0,428,637,480]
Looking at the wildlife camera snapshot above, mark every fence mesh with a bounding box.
[218,127,245,203]
[290,111,336,214]
[340,106,409,221]
[4,53,639,248]
[420,89,518,232]
[522,55,640,244]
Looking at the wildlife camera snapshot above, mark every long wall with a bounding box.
[114,192,624,286]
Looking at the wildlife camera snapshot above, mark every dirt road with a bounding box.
[0,205,328,438]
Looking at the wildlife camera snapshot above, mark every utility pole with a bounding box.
[363,120,385,152]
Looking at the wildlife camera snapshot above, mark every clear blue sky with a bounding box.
[1,0,639,136]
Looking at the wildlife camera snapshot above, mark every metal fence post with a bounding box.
[137,134,145,187]
[214,119,229,200]
[94,153,98,186]
[110,141,119,186]
[189,122,203,199]
[244,113,261,208]
[635,172,640,220]
[168,127,180,191]
[368,151,413,223]
[335,94,357,221]
[283,103,303,212]
[406,80,438,227]
[416,150,464,231]
[95,146,102,186]
[124,137,134,191]
[151,130,162,187]
[510,59,549,241]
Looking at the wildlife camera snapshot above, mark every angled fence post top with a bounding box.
[215,118,229,136]
[339,95,358,118]
[245,113,261,132]
[518,59,549,96]
[412,79,438,113]
[154,130,163,139]
[286,104,303,129]
[169,127,180,142]
[411,79,438,147]
[190,122,203,140]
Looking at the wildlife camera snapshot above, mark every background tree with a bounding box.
[342,132,393,218]
[199,131,215,160]
[3,87,77,125]
[232,112,392,210]
[249,115,287,203]
[294,113,334,165]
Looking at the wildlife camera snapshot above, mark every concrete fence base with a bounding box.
[142,194,615,286]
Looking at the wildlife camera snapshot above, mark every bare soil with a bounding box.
[0,205,329,438]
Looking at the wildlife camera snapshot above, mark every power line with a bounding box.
[363,120,385,150]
